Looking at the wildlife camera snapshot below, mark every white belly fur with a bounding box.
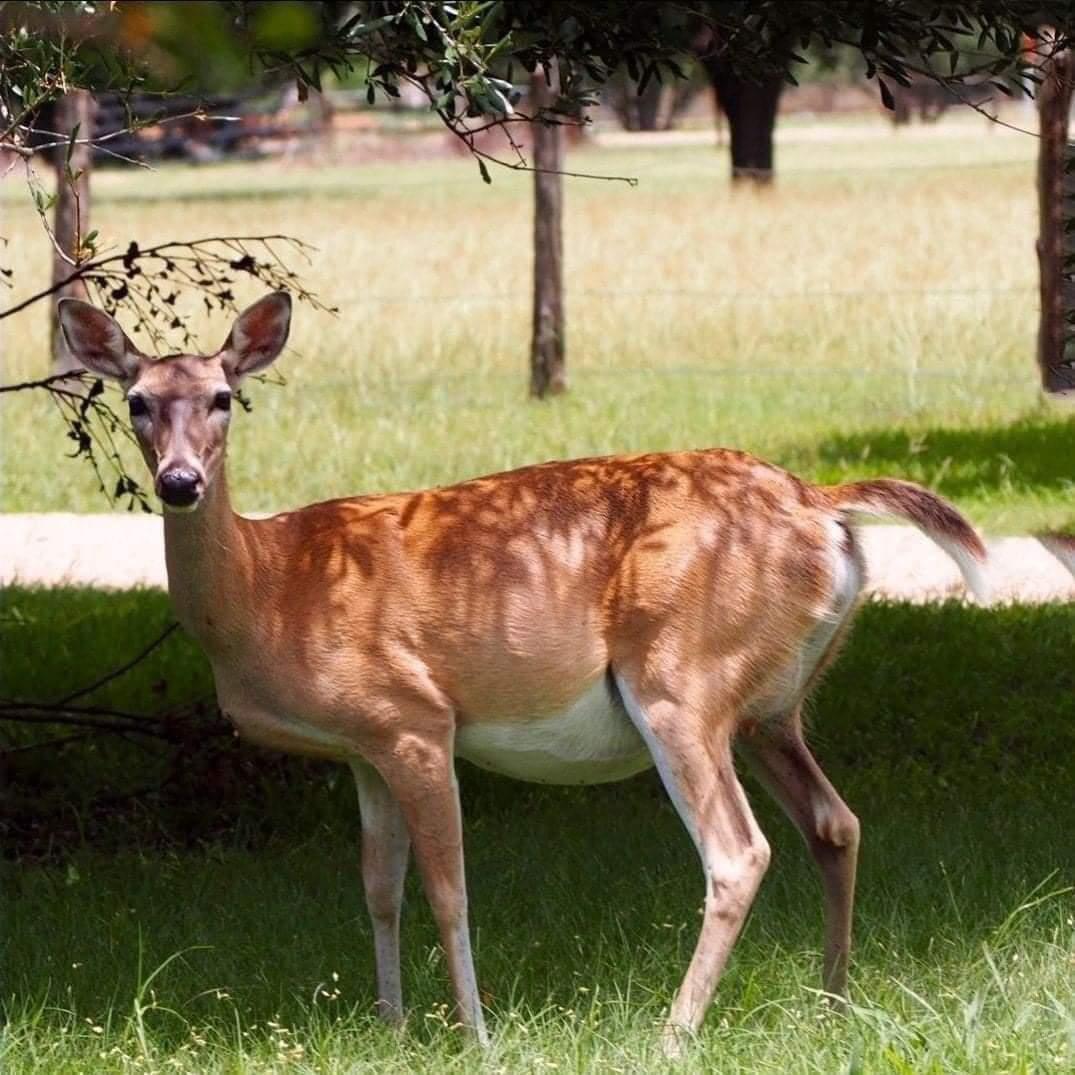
[455,677,653,785]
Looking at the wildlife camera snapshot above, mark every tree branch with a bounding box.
[0,703,173,739]
[54,623,179,706]
[0,233,324,322]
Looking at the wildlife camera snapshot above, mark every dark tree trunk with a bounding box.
[699,57,783,184]
[530,65,566,398]
[889,87,913,126]
[50,90,96,375]
[631,77,664,131]
[1036,45,1075,396]
[611,73,701,132]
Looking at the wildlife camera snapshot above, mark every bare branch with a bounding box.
[0,371,94,395]
[0,234,326,323]
[0,703,172,739]
[15,111,241,155]
[54,623,179,706]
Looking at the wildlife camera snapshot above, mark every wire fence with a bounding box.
[265,357,1044,396]
[341,283,1035,307]
[257,282,1040,391]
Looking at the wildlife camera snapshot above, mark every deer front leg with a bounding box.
[376,737,488,1046]
[351,760,410,1025]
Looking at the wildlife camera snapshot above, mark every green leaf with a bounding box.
[65,123,82,166]
[478,159,491,184]
[878,78,895,111]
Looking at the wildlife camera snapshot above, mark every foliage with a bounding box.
[3,2,1072,166]
[0,232,333,510]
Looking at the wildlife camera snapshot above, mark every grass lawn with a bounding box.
[2,114,1073,1072]
[2,586,1073,1073]
[2,118,1073,533]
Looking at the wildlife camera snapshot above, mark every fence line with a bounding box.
[341,284,1035,307]
[625,157,1034,177]
[257,363,1039,395]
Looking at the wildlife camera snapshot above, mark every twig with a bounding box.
[436,101,639,185]
[0,371,95,394]
[0,705,171,739]
[22,156,77,269]
[53,622,179,706]
[9,112,242,159]
[1,731,96,755]
[466,139,640,185]
[0,700,160,722]
[0,233,318,321]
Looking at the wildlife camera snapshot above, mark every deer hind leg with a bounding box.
[351,761,411,1025]
[613,671,771,1056]
[738,524,863,998]
[740,714,860,999]
[374,737,488,1046]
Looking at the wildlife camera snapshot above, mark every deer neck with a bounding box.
[162,465,253,647]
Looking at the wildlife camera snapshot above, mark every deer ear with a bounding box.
[57,299,142,381]
[219,292,291,382]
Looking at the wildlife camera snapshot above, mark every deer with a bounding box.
[57,292,989,1056]
[1038,533,1075,579]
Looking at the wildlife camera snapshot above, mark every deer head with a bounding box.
[57,292,291,511]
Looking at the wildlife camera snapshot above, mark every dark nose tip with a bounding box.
[158,468,201,507]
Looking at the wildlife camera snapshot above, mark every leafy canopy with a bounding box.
[3,1,1071,152]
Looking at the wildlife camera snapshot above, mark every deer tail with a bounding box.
[823,479,989,603]
[1037,533,1075,579]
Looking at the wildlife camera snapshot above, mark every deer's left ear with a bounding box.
[219,292,291,383]
[57,299,143,381]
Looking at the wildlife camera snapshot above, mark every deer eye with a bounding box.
[128,395,148,418]
[212,391,232,412]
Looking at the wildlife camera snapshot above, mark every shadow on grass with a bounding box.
[3,591,1074,1044]
[810,411,1075,503]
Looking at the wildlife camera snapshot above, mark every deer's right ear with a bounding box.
[219,292,291,384]
[56,299,142,381]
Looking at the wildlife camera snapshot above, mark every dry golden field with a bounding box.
[2,115,1069,533]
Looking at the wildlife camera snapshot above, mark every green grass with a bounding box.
[3,114,1074,1071]
[2,587,1073,1072]
[2,120,1073,532]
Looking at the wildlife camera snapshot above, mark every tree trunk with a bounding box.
[699,57,783,184]
[1036,45,1075,396]
[530,65,566,398]
[633,77,664,131]
[50,90,96,375]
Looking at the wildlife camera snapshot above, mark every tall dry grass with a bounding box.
[2,117,1069,531]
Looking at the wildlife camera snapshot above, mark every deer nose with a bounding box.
[157,468,202,508]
